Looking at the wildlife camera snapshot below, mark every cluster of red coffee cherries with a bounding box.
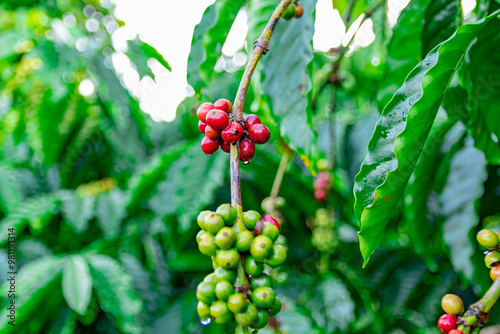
[197,99,271,164]
[313,171,332,202]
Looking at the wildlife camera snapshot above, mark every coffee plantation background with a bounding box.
[1,0,500,333]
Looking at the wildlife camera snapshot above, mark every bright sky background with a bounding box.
[108,0,477,122]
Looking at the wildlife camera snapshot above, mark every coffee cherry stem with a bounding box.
[456,277,500,333]
[268,144,293,212]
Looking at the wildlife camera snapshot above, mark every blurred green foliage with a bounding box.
[1,0,500,333]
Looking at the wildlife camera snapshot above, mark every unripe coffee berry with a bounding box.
[221,141,231,153]
[244,114,261,129]
[250,235,273,261]
[222,122,244,143]
[214,98,232,113]
[196,230,206,243]
[263,215,281,232]
[235,302,258,327]
[216,203,237,224]
[437,314,457,333]
[198,233,217,256]
[239,139,256,162]
[215,227,237,249]
[201,136,219,155]
[196,281,216,304]
[204,273,216,283]
[206,109,229,130]
[485,250,500,268]
[197,301,211,319]
[214,266,236,283]
[266,244,287,268]
[261,222,280,242]
[441,294,464,315]
[250,273,274,290]
[244,256,264,276]
[269,297,281,317]
[235,230,254,252]
[243,210,261,229]
[251,287,276,309]
[228,293,247,314]
[282,3,296,20]
[210,300,233,324]
[216,248,240,268]
[197,102,213,123]
[253,310,269,329]
[204,213,225,235]
[215,280,234,301]
[491,266,500,281]
[294,2,304,18]
[197,210,210,230]
[248,124,271,144]
[198,120,207,134]
[477,229,499,249]
[204,125,221,140]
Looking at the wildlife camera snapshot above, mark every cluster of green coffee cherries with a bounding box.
[195,204,286,329]
[476,229,500,280]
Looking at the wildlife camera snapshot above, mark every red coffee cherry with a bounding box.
[198,121,207,134]
[314,172,332,189]
[222,122,244,143]
[201,136,220,155]
[248,124,270,144]
[314,189,327,202]
[221,141,231,153]
[206,109,230,130]
[244,114,261,129]
[214,99,232,113]
[294,3,304,18]
[239,139,255,162]
[205,125,221,140]
[263,215,280,232]
[437,314,457,333]
[448,330,464,334]
[197,102,214,123]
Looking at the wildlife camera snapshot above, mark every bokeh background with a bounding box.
[1,0,500,333]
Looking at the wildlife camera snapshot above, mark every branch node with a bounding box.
[254,40,269,54]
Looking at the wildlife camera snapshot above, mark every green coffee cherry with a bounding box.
[215,227,237,250]
[235,301,258,327]
[198,233,217,256]
[235,230,254,252]
[266,244,287,268]
[441,294,464,315]
[216,204,237,225]
[214,267,236,284]
[485,251,500,268]
[243,211,261,229]
[244,256,264,276]
[250,273,274,290]
[215,280,234,301]
[251,287,276,309]
[269,297,281,316]
[276,234,287,246]
[261,222,279,242]
[210,301,232,324]
[197,301,211,319]
[282,3,296,20]
[196,230,206,243]
[477,229,499,249]
[250,235,273,261]
[196,281,216,304]
[261,197,286,213]
[203,273,216,283]
[228,293,247,314]
[197,210,210,230]
[252,310,269,329]
[212,260,220,270]
[205,213,225,235]
[216,249,240,268]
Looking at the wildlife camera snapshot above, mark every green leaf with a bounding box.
[0,29,32,61]
[187,0,246,93]
[87,254,143,334]
[95,188,127,240]
[246,0,276,45]
[440,136,488,282]
[126,37,171,79]
[62,255,93,315]
[422,0,459,55]
[320,275,355,332]
[353,13,500,265]
[467,17,500,164]
[59,190,95,234]
[261,0,317,158]
[174,142,228,233]
[0,164,22,215]
[377,0,429,109]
